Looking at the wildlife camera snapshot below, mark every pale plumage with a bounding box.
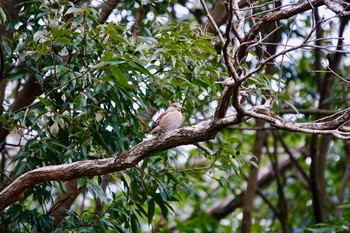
[150,103,183,134]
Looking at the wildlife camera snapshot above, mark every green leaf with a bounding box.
[77,178,87,189]
[278,92,291,101]
[338,202,350,209]
[0,5,7,24]
[55,37,72,46]
[111,67,133,89]
[65,6,82,15]
[154,193,168,219]
[165,44,182,52]
[37,96,54,108]
[57,181,67,193]
[106,23,129,44]
[306,224,332,233]
[137,36,158,44]
[147,198,155,225]
[87,179,109,203]
[284,100,300,114]
[102,51,114,61]
[91,61,107,69]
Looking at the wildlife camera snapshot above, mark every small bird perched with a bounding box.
[150,103,183,134]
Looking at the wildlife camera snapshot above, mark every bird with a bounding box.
[150,103,183,134]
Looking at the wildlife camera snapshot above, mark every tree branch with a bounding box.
[0,114,243,211]
[277,133,309,183]
[3,99,348,211]
[242,119,265,233]
[337,140,350,211]
[200,0,225,45]
[49,179,85,224]
[201,0,250,34]
[98,0,121,22]
[245,105,350,139]
[237,0,324,63]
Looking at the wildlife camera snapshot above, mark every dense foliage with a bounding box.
[1,0,350,232]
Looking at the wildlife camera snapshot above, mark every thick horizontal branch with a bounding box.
[1,104,348,211]
[0,114,243,211]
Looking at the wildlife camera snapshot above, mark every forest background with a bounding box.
[1,0,350,232]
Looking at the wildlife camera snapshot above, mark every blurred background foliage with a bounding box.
[0,0,350,232]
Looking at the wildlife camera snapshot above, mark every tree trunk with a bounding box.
[241,119,265,233]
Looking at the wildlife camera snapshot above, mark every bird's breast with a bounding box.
[159,111,182,132]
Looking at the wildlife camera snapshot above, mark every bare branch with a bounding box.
[207,153,299,220]
[3,100,349,210]
[245,105,350,139]
[231,0,244,43]
[200,0,225,45]
[324,0,350,16]
[322,61,350,85]
[49,179,84,223]
[277,134,310,184]
[237,0,325,63]
[193,142,213,156]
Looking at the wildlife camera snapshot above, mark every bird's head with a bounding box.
[170,103,182,112]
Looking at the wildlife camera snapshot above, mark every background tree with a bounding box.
[0,0,350,232]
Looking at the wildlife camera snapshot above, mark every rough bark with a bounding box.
[0,115,243,211]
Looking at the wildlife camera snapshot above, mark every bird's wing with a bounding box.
[151,109,176,129]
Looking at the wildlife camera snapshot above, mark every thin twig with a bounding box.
[193,142,213,156]
[322,61,350,85]
[200,0,225,45]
